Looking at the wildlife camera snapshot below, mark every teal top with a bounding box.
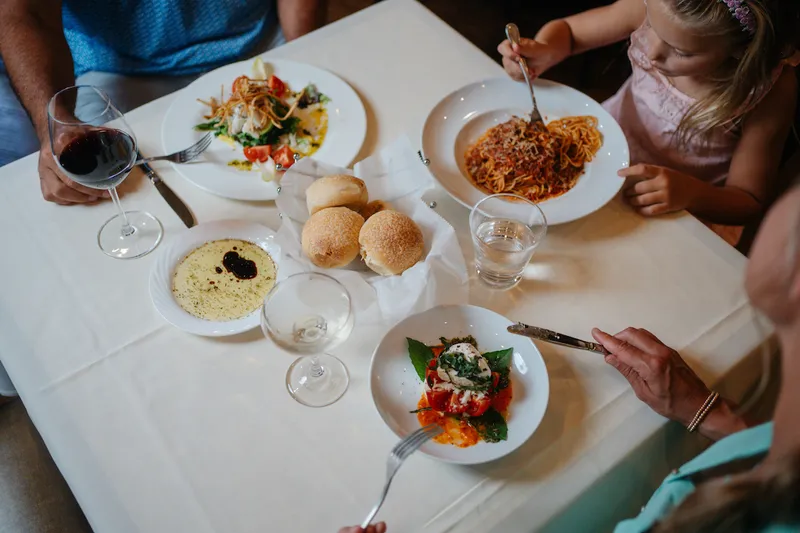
[614,423,799,533]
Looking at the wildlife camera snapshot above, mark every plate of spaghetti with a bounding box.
[162,58,366,201]
[370,304,549,464]
[422,78,629,224]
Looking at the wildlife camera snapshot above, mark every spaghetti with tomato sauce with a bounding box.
[465,116,602,202]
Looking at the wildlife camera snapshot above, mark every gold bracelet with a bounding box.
[688,391,719,433]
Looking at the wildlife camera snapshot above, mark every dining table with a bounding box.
[0,0,777,531]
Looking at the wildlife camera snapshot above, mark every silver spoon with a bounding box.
[505,23,545,127]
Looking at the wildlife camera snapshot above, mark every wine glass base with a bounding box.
[98,210,163,259]
[286,354,349,407]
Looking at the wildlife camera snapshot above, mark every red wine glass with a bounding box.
[47,85,163,259]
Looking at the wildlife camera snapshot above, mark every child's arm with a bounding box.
[720,70,798,222]
[622,70,797,225]
[499,0,645,81]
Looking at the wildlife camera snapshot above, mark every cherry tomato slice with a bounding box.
[243,145,272,163]
[426,390,450,412]
[447,392,468,415]
[273,145,295,168]
[232,75,249,94]
[268,75,286,96]
[465,395,491,417]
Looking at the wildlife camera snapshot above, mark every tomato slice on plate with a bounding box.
[268,75,286,97]
[465,395,491,417]
[232,75,249,94]
[243,145,272,163]
[426,390,450,412]
[273,145,295,168]
[447,392,468,415]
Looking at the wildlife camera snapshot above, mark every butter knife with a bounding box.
[138,156,196,228]
[507,323,609,355]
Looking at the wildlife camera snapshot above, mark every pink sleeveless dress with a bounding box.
[602,22,791,185]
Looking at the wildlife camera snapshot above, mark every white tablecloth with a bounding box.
[0,1,774,532]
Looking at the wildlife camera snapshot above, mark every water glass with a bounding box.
[469,193,547,289]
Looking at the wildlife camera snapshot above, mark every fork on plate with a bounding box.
[134,133,213,165]
[361,424,444,528]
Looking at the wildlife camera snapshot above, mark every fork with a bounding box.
[505,23,545,128]
[361,424,444,528]
[134,133,213,165]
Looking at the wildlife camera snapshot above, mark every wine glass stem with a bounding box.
[310,356,325,378]
[109,186,134,237]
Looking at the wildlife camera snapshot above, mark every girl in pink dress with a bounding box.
[498,0,799,227]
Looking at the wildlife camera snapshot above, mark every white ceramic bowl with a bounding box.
[421,77,630,225]
[370,304,549,464]
[149,220,281,336]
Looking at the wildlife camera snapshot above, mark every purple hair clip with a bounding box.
[719,0,757,35]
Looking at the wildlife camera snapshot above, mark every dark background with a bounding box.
[328,0,633,102]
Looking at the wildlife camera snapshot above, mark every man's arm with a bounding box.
[276,0,326,42]
[0,0,104,204]
[0,0,74,143]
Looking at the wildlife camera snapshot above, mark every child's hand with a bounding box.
[619,164,707,216]
[497,38,563,82]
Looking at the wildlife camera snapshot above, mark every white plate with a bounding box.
[369,305,549,464]
[161,58,367,201]
[149,220,281,336]
[421,77,629,225]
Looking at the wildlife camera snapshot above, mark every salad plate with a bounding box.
[370,304,549,464]
[161,58,367,201]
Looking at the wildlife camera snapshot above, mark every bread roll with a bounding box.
[359,211,424,276]
[306,174,368,215]
[302,207,364,268]
[360,200,392,220]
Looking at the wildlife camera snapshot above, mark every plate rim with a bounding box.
[160,57,368,201]
[368,303,550,465]
[149,219,280,337]
[420,76,629,224]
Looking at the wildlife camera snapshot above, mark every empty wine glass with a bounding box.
[261,272,354,407]
[48,85,163,259]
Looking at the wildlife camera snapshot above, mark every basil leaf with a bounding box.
[483,348,512,372]
[483,348,513,390]
[467,408,508,443]
[407,338,434,381]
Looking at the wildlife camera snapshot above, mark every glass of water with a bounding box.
[261,272,354,407]
[470,194,547,289]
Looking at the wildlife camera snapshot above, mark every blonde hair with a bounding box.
[654,452,800,532]
[666,0,799,146]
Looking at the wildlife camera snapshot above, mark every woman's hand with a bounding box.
[497,37,568,82]
[592,328,749,440]
[338,523,387,533]
[618,164,708,216]
[592,328,711,426]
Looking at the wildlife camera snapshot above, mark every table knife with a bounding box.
[138,157,196,228]
[507,323,609,355]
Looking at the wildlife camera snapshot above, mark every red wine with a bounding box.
[58,128,136,189]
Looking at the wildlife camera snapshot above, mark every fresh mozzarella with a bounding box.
[229,105,246,135]
[437,343,492,391]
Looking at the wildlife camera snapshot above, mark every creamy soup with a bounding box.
[172,239,276,321]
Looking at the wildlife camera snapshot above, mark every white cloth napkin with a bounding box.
[275,137,469,325]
